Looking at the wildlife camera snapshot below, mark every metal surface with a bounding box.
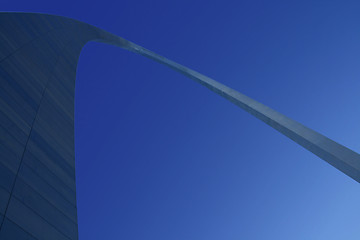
[0,12,359,239]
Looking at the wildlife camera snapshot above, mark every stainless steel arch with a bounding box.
[0,12,359,239]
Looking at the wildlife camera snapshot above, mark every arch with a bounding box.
[0,12,358,239]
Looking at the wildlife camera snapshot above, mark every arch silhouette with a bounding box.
[0,12,359,239]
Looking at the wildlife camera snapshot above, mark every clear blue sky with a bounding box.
[3,1,360,239]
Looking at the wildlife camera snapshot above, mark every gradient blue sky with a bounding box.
[3,1,360,239]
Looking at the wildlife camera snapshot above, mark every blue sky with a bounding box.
[3,0,360,239]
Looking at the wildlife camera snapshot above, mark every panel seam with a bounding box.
[0,35,75,233]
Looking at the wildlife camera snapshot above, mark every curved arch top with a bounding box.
[0,12,358,239]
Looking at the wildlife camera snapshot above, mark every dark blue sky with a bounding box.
[3,1,360,239]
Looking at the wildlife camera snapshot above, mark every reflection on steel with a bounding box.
[0,12,359,239]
